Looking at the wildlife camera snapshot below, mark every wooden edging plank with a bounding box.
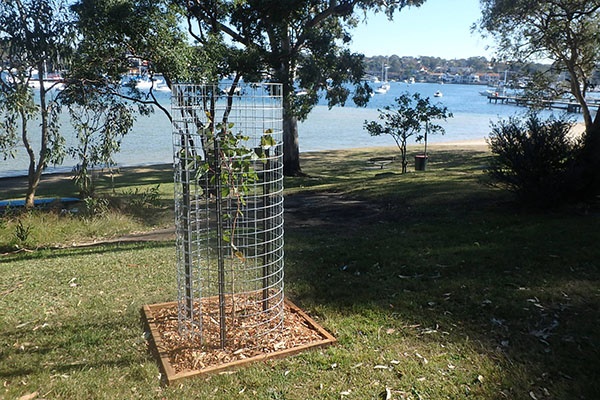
[142,304,177,381]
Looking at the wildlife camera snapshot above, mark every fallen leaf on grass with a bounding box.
[379,387,392,400]
[18,392,38,400]
[415,352,428,364]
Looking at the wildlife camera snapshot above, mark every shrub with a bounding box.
[120,184,162,213]
[14,219,32,245]
[81,196,111,217]
[486,112,580,207]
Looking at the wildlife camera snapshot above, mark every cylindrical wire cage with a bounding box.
[171,83,284,349]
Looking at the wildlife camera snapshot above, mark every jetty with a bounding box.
[487,94,600,113]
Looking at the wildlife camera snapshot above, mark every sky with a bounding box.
[349,0,495,59]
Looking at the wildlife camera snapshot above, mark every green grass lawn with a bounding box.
[1,146,598,399]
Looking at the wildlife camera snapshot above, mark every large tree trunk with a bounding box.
[577,108,600,198]
[276,45,303,176]
[21,113,39,210]
[283,111,302,176]
[23,67,48,209]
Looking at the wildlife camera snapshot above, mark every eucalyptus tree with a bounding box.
[478,0,600,130]
[67,0,217,197]
[70,0,242,113]
[182,0,425,176]
[0,0,76,208]
[478,0,600,198]
[61,87,135,198]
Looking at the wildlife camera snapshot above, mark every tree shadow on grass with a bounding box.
[0,240,173,265]
[94,164,172,191]
[0,164,172,201]
[0,313,151,380]
[283,185,600,398]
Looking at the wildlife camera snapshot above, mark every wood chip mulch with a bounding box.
[147,299,331,374]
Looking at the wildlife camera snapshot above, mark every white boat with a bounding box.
[26,69,64,91]
[121,75,166,91]
[434,90,443,97]
[375,63,390,94]
[294,88,308,96]
[481,70,509,97]
[375,83,390,94]
[28,79,64,91]
[155,83,171,92]
[221,85,242,95]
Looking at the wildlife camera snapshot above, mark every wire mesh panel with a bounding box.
[171,83,284,349]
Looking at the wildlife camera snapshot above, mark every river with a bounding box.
[0,82,583,178]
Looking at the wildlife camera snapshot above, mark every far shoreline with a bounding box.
[1,139,492,180]
[1,140,491,176]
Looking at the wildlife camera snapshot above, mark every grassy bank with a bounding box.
[1,145,598,399]
[0,165,175,250]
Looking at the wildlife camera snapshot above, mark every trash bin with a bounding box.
[415,154,428,171]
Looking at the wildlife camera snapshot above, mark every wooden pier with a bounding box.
[487,94,600,113]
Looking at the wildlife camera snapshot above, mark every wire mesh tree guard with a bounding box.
[171,83,285,350]
[142,83,336,383]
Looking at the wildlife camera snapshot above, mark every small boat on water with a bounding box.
[375,82,390,94]
[26,70,65,91]
[294,88,308,96]
[374,62,390,94]
[121,75,167,91]
[434,90,443,97]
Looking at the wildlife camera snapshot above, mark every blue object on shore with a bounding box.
[0,197,80,209]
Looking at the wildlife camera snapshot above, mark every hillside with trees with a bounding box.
[363,55,572,87]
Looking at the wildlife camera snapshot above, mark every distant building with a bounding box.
[464,74,480,84]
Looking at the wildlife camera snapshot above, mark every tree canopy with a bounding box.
[69,0,195,116]
[478,0,600,129]
[0,0,76,208]
[182,0,425,175]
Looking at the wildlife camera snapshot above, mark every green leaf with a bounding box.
[222,231,231,243]
[220,186,230,198]
[261,134,277,149]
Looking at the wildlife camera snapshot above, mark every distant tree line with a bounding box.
[363,55,600,86]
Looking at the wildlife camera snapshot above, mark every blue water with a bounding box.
[0,82,582,178]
